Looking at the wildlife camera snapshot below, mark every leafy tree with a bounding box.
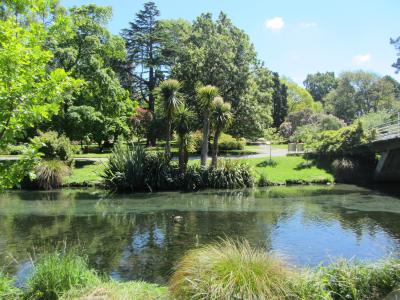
[48,4,132,147]
[157,79,182,159]
[229,65,273,138]
[324,71,399,122]
[285,80,323,114]
[272,72,288,128]
[197,85,219,166]
[172,12,269,139]
[391,36,400,73]
[174,105,195,173]
[303,72,338,102]
[0,17,76,148]
[210,97,233,167]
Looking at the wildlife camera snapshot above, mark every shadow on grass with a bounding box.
[256,159,278,168]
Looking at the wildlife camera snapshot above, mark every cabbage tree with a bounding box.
[197,85,219,166]
[210,97,233,167]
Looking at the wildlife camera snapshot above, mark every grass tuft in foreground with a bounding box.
[61,281,168,300]
[169,239,292,299]
[0,272,21,299]
[25,252,100,300]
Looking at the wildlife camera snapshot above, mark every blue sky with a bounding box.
[61,0,400,84]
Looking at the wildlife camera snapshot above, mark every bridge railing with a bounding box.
[373,113,400,141]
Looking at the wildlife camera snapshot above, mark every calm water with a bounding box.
[0,185,399,284]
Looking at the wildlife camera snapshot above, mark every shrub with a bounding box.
[183,165,207,191]
[312,123,372,158]
[31,131,74,166]
[0,272,21,299]
[7,144,27,155]
[258,174,270,187]
[217,133,246,151]
[101,141,147,192]
[331,158,358,183]
[102,142,181,192]
[144,152,181,191]
[33,160,71,190]
[207,160,254,189]
[170,239,292,300]
[191,130,204,153]
[25,252,100,300]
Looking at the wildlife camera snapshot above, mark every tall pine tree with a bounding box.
[272,72,288,128]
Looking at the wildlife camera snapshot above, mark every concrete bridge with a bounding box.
[371,113,400,182]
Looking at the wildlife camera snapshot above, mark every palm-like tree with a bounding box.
[197,85,219,166]
[210,96,233,167]
[174,105,194,173]
[158,79,182,160]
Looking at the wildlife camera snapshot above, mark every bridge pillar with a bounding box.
[375,149,400,182]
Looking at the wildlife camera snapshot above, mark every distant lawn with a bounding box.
[74,153,110,158]
[65,161,105,185]
[271,144,288,149]
[240,156,334,184]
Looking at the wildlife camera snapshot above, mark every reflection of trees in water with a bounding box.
[0,187,399,283]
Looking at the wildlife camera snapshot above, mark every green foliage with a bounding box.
[182,165,207,191]
[317,258,400,300]
[207,160,254,189]
[313,123,371,157]
[218,134,246,151]
[50,4,132,146]
[61,281,168,300]
[0,272,21,300]
[0,146,41,190]
[101,141,147,192]
[324,71,399,122]
[170,239,292,299]
[272,72,288,128]
[284,80,323,113]
[0,17,77,148]
[25,252,100,300]
[33,160,70,190]
[303,71,338,102]
[102,141,181,192]
[31,131,74,166]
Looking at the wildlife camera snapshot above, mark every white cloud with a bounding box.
[353,53,372,64]
[265,17,284,32]
[299,22,317,29]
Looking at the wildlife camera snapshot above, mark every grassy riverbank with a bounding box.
[2,241,399,299]
[65,156,333,187]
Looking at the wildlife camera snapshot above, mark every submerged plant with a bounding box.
[25,252,100,300]
[170,239,292,299]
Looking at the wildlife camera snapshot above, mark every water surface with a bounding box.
[0,185,399,284]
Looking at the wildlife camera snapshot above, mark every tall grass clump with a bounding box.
[25,252,100,300]
[207,160,254,189]
[34,160,70,190]
[170,239,292,299]
[101,141,147,192]
[317,258,400,300]
[0,272,21,299]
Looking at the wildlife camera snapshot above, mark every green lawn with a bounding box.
[271,144,288,149]
[65,155,333,186]
[65,162,105,185]
[240,156,333,184]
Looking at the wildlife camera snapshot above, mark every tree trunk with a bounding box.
[178,135,185,174]
[147,65,157,146]
[165,118,172,160]
[211,130,220,168]
[200,115,210,167]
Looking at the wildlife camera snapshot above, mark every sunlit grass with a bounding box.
[61,281,169,300]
